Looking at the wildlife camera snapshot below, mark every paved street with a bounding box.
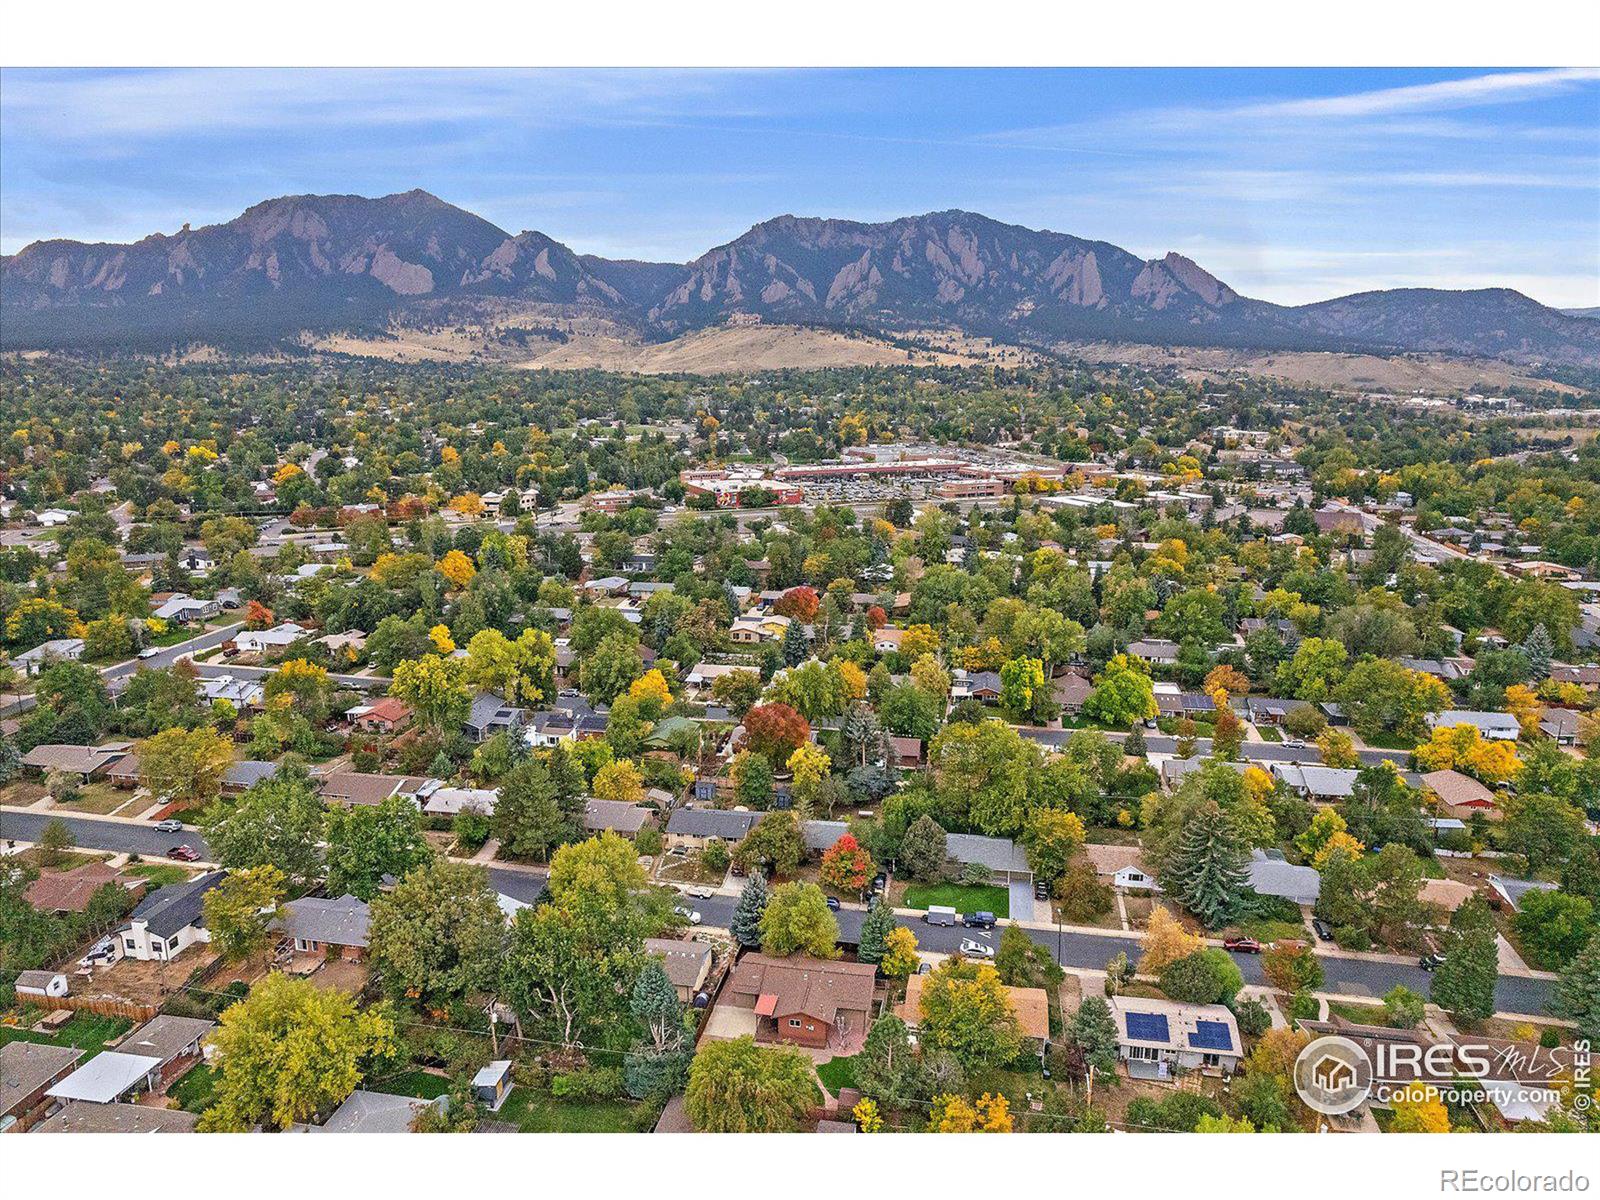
[1,622,244,718]
[2,809,1556,1017]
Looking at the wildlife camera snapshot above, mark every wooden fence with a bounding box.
[30,993,158,1022]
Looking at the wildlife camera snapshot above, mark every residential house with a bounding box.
[950,669,1002,703]
[278,895,371,961]
[664,807,763,851]
[801,820,849,856]
[1246,849,1321,906]
[888,736,924,770]
[316,772,429,809]
[151,594,219,625]
[116,1015,214,1089]
[19,743,129,782]
[1052,670,1093,715]
[421,785,497,818]
[1428,710,1520,740]
[350,697,412,735]
[14,639,85,677]
[1,1042,83,1132]
[1421,769,1501,821]
[24,862,142,914]
[582,798,654,839]
[871,627,904,654]
[463,691,524,743]
[1109,996,1243,1077]
[1550,663,1600,689]
[234,622,309,655]
[1270,763,1362,804]
[34,1101,199,1133]
[724,954,876,1050]
[222,760,279,793]
[1538,707,1580,746]
[1082,844,1159,891]
[310,1090,445,1133]
[199,674,266,710]
[1127,638,1180,666]
[1244,696,1313,728]
[117,871,224,962]
[646,937,714,1003]
[1489,875,1558,913]
[1155,689,1217,720]
[944,832,1033,885]
[898,973,1051,1057]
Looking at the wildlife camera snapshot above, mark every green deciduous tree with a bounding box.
[917,957,1022,1068]
[199,973,396,1131]
[202,865,286,960]
[324,793,434,901]
[199,766,326,892]
[369,859,505,1007]
[684,1036,816,1132]
[759,881,840,958]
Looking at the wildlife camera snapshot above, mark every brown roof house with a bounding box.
[1422,769,1501,821]
[2,1042,84,1132]
[646,937,713,1002]
[897,972,1052,1057]
[724,954,876,1051]
[25,861,143,914]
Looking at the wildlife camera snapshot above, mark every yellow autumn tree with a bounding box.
[429,624,456,654]
[448,492,485,516]
[592,760,645,804]
[1503,684,1541,738]
[852,1097,883,1132]
[928,1092,1012,1132]
[436,549,476,589]
[628,668,673,709]
[1390,1084,1451,1133]
[1413,723,1521,783]
[1138,906,1203,976]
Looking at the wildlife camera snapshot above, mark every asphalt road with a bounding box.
[0,623,244,718]
[1020,727,1411,770]
[5,810,1552,1017]
[189,662,390,692]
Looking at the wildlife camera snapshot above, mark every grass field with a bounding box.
[170,1063,218,1113]
[53,783,136,815]
[0,1011,133,1063]
[815,1053,860,1095]
[371,1069,452,1100]
[901,882,1009,918]
[126,863,196,887]
[496,1087,651,1132]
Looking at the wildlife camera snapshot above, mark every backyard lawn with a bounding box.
[53,783,134,816]
[815,1053,860,1095]
[125,863,195,887]
[496,1087,653,1132]
[0,1011,133,1063]
[169,1063,218,1113]
[901,882,1009,918]
[370,1069,452,1100]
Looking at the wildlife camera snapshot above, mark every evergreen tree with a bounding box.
[1069,995,1120,1075]
[1552,932,1600,1045]
[632,959,686,1051]
[730,872,768,949]
[782,619,808,667]
[1123,723,1147,759]
[1519,623,1554,681]
[1430,897,1499,1021]
[1164,801,1249,929]
[899,813,949,882]
[857,897,897,965]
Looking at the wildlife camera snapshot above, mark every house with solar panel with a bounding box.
[1108,996,1243,1078]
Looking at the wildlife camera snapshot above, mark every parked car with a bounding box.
[673,906,703,926]
[1419,952,1446,971]
[825,896,841,911]
[1034,880,1052,901]
[154,818,184,833]
[684,886,715,900]
[167,845,200,862]
[1223,936,1263,954]
[962,911,997,930]
[923,906,958,927]
[138,646,162,659]
[870,873,888,894]
[959,938,996,959]
[1311,918,1334,941]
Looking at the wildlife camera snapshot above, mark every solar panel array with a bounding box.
[1124,1011,1170,1042]
[1189,1019,1234,1052]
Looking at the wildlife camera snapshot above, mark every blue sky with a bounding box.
[2,67,1597,306]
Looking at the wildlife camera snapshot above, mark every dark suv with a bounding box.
[962,911,997,930]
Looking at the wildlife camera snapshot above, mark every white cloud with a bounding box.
[1239,68,1600,120]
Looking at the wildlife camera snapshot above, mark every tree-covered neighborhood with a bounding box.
[1,353,1594,1136]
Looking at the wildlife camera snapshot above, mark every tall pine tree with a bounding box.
[1430,897,1499,1021]
[730,872,769,949]
[783,620,808,667]
[856,897,897,965]
[1165,801,1249,929]
[1519,623,1554,681]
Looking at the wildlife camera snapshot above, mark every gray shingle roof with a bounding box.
[665,808,763,840]
[126,870,224,939]
[278,895,371,948]
[944,833,1031,876]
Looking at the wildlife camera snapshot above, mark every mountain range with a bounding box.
[4,188,1597,367]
